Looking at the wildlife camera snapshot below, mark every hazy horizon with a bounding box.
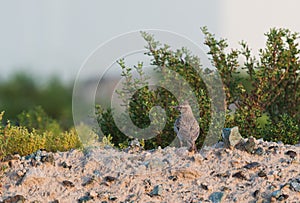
[1,0,300,82]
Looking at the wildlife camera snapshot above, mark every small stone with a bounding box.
[285,150,297,159]
[25,154,34,160]
[209,192,224,203]
[2,195,26,203]
[78,195,92,203]
[103,176,117,182]
[125,138,143,153]
[215,171,231,178]
[143,158,166,170]
[82,176,96,187]
[243,162,261,170]
[220,186,230,192]
[271,190,282,198]
[149,185,163,196]
[253,189,260,198]
[200,183,209,190]
[40,154,55,165]
[232,171,247,180]
[108,196,117,201]
[61,161,72,169]
[279,194,289,201]
[190,154,203,164]
[244,137,256,153]
[257,170,267,178]
[222,127,243,148]
[254,147,264,156]
[168,175,178,181]
[62,180,75,187]
[290,179,300,192]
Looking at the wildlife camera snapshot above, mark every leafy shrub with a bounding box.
[203,27,299,143]
[17,106,62,135]
[96,27,299,147]
[96,32,217,149]
[0,73,73,129]
[0,110,82,160]
[44,128,82,152]
[260,114,299,144]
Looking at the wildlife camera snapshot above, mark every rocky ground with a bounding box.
[1,138,300,203]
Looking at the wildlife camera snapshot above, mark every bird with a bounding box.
[173,100,200,152]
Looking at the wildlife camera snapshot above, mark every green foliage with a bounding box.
[0,73,73,129]
[0,110,82,160]
[203,27,299,144]
[99,134,114,147]
[261,114,299,144]
[95,105,129,146]
[96,32,213,149]
[96,27,299,147]
[17,106,62,135]
[44,128,82,152]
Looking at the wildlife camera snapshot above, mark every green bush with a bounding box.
[0,73,73,129]
[96,32,217,149]
[0,110,82,160]
[96,27,299,147]
[203,27,299,143]
[44,128,82,152]
[17,106,62,135]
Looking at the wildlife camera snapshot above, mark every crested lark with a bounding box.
[173,101,200,152]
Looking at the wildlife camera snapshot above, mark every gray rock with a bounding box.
[40,154,55,165]
[108,196,117,201]
[82,176,96,186]
[285,150,297,159]
[1,195,25,203]
[103,176,117,182]
[222,127,243,148]
[271,190,282,198]
[149,185,163,196]
[125,138,143,153]
[290,179,300,192]
[254,147,264,156]
[257,170,267,178]
[278,194,289,201]
[61,161,72,169]
[143,158,166,170]
[232,171,247,180]
[78,195,92,203]
[200,183,209,190]
[244,137,256,153]
[253,189,260,198]
[62,180,75,187]
[243,162,261,170]
[209,192,224,203]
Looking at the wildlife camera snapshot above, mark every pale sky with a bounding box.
[1,0,300,81]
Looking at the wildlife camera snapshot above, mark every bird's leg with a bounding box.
[179,140,183,148]
[187,140,196,152]
[192,142,197,152]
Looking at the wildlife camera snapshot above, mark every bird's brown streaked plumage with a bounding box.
[173,101,200,152]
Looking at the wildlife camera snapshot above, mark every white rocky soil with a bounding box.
[1,138,300,203]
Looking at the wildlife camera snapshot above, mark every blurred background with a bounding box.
[1,0,300,128]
